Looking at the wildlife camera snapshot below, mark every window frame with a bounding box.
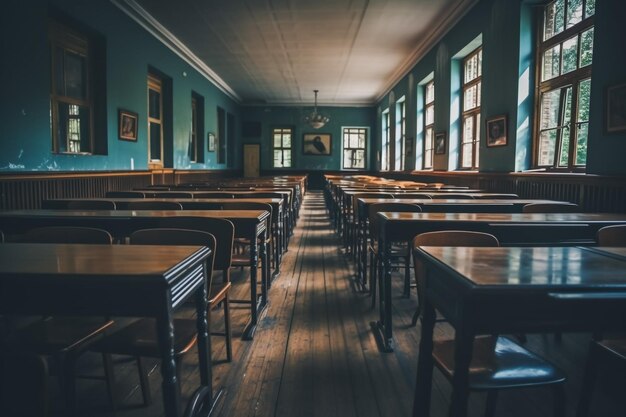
[423,80,435,169]
[49,20,94,155]
[395,99,406,171]
[342,127,368,170]
[381,109,390,171]
[272,127,293,168]
[533,0,594,171]
[147,74,164,169]
[460,47,482,170]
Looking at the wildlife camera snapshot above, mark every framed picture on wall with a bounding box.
[486,115,507,147]
[434,132,446,154]
[606,82,626,133]
[303,133,331,155]
[207,132,216,152]
[118,110,138,141]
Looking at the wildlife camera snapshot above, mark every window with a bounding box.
[536,0,594,170]
[148,74,164,168]
[190,92,204,163]
[395,99,406,170]
[423,81,435,169]
[272,127,292,168]
[342,127,367,169]
[381,109,390,171]
[49,20,93,154]
[460,47,482,169]
[217,107,226,164]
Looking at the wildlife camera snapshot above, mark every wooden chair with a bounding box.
[192,192,234,199]
[412,231,566,417]
[66,200,116,210]
[349,192,394,257]
[367,202,422,306]
[92,228,216,410]
[576,224,626,417]
[126,201,183,210]
[393,193,433,199]
[522,202,580,212]
[158,217,235,362]
[1,226,115,416]
[105,191,145,198]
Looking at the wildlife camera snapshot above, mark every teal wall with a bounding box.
[376,0,626,175]
[241,105,375,171]
[0,0,239,172]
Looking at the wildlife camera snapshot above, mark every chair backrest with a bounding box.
[152,192,194,199]
[67,200,116,210]
[352,192,395,216]
[522,202,580,213]
[233,192,282,199]
[412,231,499,311]
[430,193,474,199]
[596,225,626,246]
[393,193,433,199]
[129,228,216,290]
[192,192,234,199]
[221,202,274,231]
[157,217,234,273]
[15,226,113,244]
[368,202,422,236]
[126,201,183,210]
[105,191,146,198]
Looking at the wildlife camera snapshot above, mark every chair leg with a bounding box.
[57,354,77,417]
[553,383,566,417]
[484,390,498,417]
[137,356,152,406]
[411,306,420,327]
[403,249,411,298]
[576,342,599,417]
[369,252,377,309]
[102,353,118,410]
[223,296,232,362]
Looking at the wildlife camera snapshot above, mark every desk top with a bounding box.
[0,209,269,222]
[0,243,207,280]
[358,198,560,206]
[415,246,626,289]
[379,212,626,223]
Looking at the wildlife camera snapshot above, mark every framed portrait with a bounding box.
[207,132,216,152]
[486,115,507,147]
[303,133,331,155]
[606,82,626,133]
[434,132,446,155]
[118,110,138,141]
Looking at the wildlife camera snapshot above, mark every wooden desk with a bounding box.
[374,212,626,351]
[412,246,626,417]
[0,209,270,340]
[0,243,214,417]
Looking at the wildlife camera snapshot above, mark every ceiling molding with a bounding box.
[375,0,479,104]
[110,0,241,102]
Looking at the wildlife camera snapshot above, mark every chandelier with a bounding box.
[304,89,329,129]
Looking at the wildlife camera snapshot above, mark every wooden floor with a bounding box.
[38,191,625,416]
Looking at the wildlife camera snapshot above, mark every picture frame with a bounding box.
[434,132,446,154]
[118,109,138,141]
[606,82,626,133]
[207,132,216,152]
[303,133,331,155]
[485,115,507,147]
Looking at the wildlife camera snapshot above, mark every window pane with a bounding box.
[538,130,557,166]
[542,45,561,81]
[464,84,477,111]
[149,89,161,119]
[562,36,579,74]
[558,125,571,167]
[585,0,595,18]
[575,122,588,165]
[576,78,591,165]
[283,134,291,147]
[424,150,432,169]
[273,134,282,147]
[64,51,86,99]
[461,143,473,168]
[580,28,594,67]
[462,116,474,144]
[425,105,434,125]
[540,89,562,129]
[425,82,434,103]
[150,122,162,160]
[577,78,591,123]
[544,0,564,40]
[566,0,583,29]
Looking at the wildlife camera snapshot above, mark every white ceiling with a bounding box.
[118,0,476,105]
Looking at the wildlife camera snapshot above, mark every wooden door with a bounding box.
[243,144,261,177]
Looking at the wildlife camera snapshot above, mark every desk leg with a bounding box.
[448,326,474,417]
[195,277,212,390]
[412,296,436,417]
[361,218,368,290]
[374,236,394,352]
[156,309,181,417]
[243,237,259,340]
[260,233,269,307]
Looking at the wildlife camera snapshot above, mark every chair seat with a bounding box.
[5,317,114,355]
[231,254,253,266]
[94,318,197,358]
[433,336,566,390]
